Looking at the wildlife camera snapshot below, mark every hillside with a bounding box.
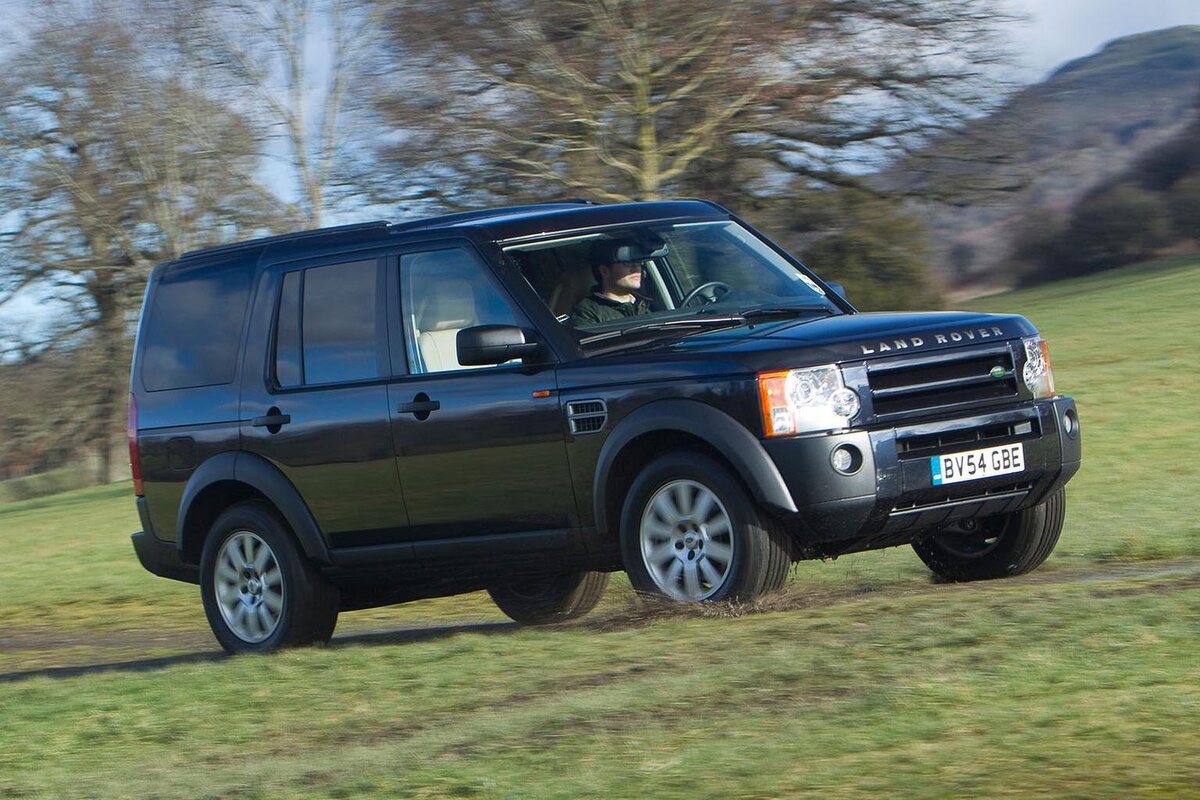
[897,25,1200,286]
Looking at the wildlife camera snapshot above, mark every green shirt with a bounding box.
[570,293,651,327]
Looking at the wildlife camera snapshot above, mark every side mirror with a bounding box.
[826,282,849,302]
[457,325,541,366]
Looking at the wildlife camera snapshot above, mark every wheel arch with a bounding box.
[591,399,796,541]
[176,452,332,566]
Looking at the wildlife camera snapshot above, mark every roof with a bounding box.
[176,220,393,263]
[174,200,729,264]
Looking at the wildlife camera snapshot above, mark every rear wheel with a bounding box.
[488,572,609,624]
[200,501,339,653]
[620,453,790,603]
[912,488,1066,582]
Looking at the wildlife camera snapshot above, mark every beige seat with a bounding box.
[415,279,478,372]
[553,262,598,317]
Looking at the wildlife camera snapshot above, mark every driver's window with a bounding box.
[400,248,524,374]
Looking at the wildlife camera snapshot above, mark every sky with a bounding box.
[1012,0,1200,79]
[2,0,1200,341]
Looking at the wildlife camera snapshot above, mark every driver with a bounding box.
[570,239,653,327]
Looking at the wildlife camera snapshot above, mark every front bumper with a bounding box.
[763,397,1081,545]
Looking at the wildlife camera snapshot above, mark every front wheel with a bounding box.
[912,488,1066,582]
[620,453,790,603]
[200,501,339,654]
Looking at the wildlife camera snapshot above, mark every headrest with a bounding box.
[418,279,476,331]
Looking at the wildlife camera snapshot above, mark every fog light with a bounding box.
[1063,408,1079,439]
[831,444,863,475]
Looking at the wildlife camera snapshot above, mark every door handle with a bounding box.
[398,400,439,414]
[251,410,291,428]
[398,392,440,419]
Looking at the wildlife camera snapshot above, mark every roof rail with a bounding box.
[179,220,392,261]
[674,198,731,214]
[386,202,594,234]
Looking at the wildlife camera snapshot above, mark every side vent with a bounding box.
[566,399,608,435]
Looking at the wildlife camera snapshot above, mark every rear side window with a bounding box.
[274,259,380,387]
[141,263,252,391]
[275,271,303,387]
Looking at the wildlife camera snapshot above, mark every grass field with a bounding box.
[1,257,1198,798]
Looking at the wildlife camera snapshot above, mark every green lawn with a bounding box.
[1,257,1198,798]
[966,256,1200,563]
[1,567,1197,799]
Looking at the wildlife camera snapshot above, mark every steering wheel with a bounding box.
[680,281,732,308]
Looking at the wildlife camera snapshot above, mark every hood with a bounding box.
[649,310,1037,365]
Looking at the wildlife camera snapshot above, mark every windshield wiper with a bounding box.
[578,315,747,345]
[577,305,835,347]
[729,304,836,321]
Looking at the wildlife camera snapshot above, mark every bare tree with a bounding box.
[188,0,377,228]
[0,0,280,481]
[374,0,1016,207]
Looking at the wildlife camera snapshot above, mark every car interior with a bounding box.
[506,233,678,323]
[403,249,522,373]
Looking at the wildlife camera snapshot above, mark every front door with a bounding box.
[385,245,576,542]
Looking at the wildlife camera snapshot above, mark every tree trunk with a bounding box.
[89,275,126,484]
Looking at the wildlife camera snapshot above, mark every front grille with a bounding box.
[896,418,1040,459]
[867,343,1019,419]
[566,400,607,435]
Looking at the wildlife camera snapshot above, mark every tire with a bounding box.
[200,501,339,654]
[488,571,610,624]
[912,488,1066,582]
[619,452,790,603]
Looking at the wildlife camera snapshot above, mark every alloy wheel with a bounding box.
[213,530,285,643]
[639,479,735,601]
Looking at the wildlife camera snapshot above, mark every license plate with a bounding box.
[930,443,1025,486]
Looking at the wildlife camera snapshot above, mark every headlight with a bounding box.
[759,365,861,436]
[1022,336,1056,399]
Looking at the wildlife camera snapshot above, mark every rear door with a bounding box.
[383,244,577,544]
[240,254,409,548]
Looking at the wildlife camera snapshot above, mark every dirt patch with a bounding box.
[576,558,1200,631]
[1088,575,1200,598]
[0,621,519,683]
[577,583,883,631]
[3,558,1197,683]
[0,626,211,653]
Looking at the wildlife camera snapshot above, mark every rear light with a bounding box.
[128,393,143,496]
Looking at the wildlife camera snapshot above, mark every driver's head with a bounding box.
[590,239,644,296]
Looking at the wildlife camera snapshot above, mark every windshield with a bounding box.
[504,220,839,342]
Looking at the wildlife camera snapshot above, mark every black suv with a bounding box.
[130,201,1081,653]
